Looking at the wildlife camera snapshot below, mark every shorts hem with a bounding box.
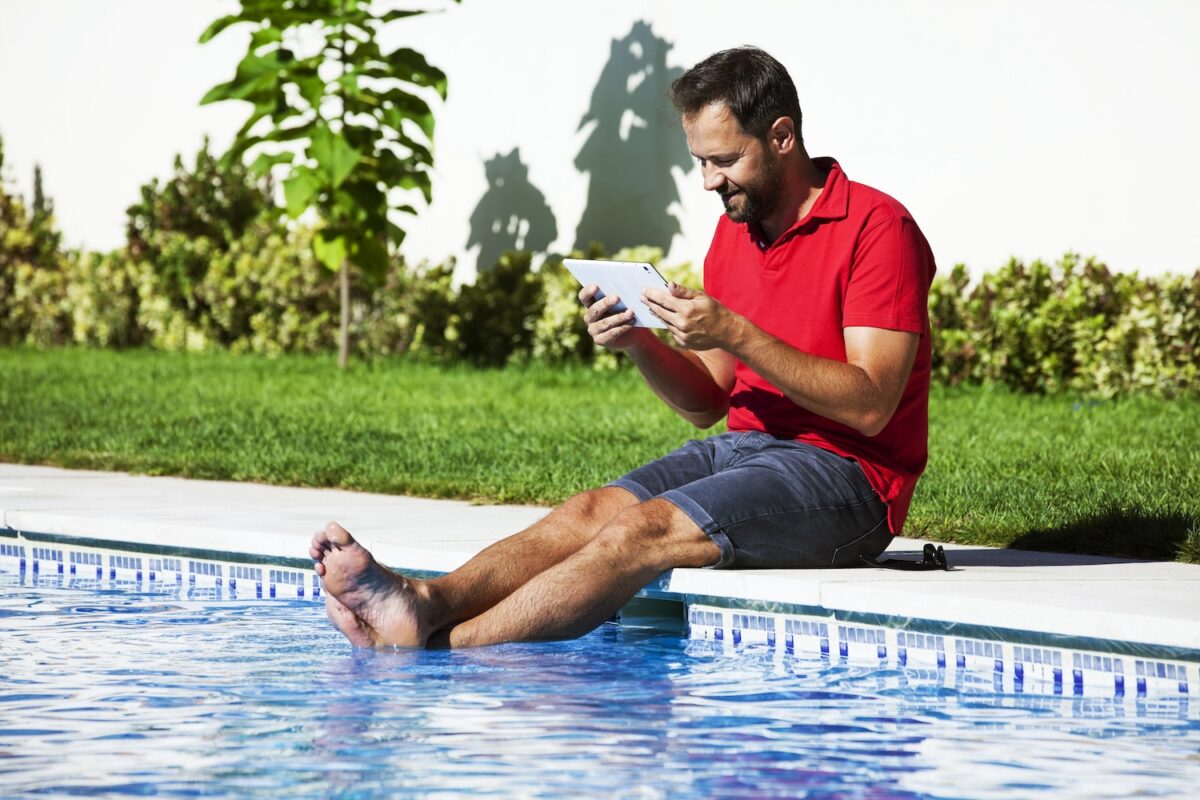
[660,489,736,569]
[606,477,655,503]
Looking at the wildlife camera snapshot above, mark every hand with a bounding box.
[579,284,650,351]
[642,282,738,351]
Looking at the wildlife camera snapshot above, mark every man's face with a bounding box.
[683,103,783,224]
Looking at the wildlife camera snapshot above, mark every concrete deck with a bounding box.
[2,462,1198,655]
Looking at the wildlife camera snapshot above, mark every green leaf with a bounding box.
[351,233,389,282]
[198,13,250,44]
[202,51,284,106]
[396,170,433,203]
[387,218,410,247]
[249,150,294,175]
[293,74,326,110]
[380,10,425,22]
[309,127,361,188]
[388,47,449,99]
[283,169,321,217]
[313,230,347,271]
[339,180,385,216]
[380,87,435,139]
[260,119,319,144]
[250,26,283,50]
[200,81,236,106]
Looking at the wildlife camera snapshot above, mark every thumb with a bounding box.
[668,281,700,299]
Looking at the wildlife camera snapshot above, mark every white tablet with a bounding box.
[563,258,670,329]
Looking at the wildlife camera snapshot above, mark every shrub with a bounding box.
[66,251,144,347]
[394,259,458,360]
[4,261,72,347]
[0,139,75,347]
[928,253,1200,398]
[455,250,545,367]
[126,138,277,328]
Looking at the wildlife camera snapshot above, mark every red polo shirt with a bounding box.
[704,158,936,534]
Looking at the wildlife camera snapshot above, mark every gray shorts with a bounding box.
[610,430,891,569]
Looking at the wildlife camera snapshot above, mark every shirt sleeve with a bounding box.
[842,212,933,335]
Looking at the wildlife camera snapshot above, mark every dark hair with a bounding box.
[669,46,803,144]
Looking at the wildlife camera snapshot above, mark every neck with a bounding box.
[760,154,826,244]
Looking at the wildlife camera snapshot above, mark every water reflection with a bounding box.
[1,578,1197,798]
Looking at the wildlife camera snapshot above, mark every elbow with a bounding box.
[688,412,723,430]
[857,420,886,438]
[855,405,896,438]
[683,400,729,430]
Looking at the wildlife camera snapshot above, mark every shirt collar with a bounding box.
[805,157,849,223]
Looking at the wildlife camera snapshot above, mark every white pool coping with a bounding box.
[2,462,1198,656]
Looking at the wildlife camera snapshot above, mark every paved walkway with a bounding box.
[2,462,1198,654]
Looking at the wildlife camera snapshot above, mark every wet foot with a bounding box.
[323,593,375,649]
[309,521,431,648]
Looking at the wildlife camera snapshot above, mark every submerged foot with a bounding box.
[324,593,376,649]
[309,521,431,648]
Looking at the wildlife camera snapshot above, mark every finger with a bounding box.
[642,290,673,314]
[591,310,635,343]
[584,294,622,323]
[643,293,681,327]
[590,308,634,335]
[668,281,698,299]
[642,287,672,307]
[578,283,600,306]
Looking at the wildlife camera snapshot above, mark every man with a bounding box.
[310,46,936,649]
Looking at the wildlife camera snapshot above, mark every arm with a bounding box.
[580,285,734,428]
[643,284,918,437]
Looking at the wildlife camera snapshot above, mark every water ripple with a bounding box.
[0,579,1197,798]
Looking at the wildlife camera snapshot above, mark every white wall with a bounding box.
[2,0,1198,279]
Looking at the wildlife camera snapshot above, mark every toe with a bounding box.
[326,594,375,648]
[324,521,354,547]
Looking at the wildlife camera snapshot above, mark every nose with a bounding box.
[701,163,726,192]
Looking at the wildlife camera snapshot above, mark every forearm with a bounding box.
[723,319,898,436]
[625,333,729,429]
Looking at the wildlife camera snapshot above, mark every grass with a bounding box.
[1,347,1197,563]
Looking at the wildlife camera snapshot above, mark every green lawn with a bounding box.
[1,347,1197,562]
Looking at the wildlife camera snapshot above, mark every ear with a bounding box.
[767,116,796,156]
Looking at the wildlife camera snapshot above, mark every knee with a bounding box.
[603,500,672,541]
[590,499,715,570]
[558,486,639,528]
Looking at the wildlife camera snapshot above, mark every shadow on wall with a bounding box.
[573,21,694,254]
[467,148,558,272]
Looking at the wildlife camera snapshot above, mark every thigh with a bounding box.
[608,432,742,500]
[660,437,890,569]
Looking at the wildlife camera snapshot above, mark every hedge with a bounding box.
[1,138,1195,396]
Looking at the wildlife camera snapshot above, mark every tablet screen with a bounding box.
[563,258,669,329]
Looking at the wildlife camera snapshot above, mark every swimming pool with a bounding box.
[3,558,1198,798]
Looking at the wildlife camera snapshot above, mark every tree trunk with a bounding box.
[338,260,350,370]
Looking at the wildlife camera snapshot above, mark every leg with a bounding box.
[309,486,638,647]
[424,486,639,628]
[435,498,720,648]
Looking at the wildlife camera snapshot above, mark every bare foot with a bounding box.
[324,594,375,649]
[309,521,431,648]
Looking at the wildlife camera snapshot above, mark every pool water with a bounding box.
[2,574,1198,798]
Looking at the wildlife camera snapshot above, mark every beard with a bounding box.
[721,153,785,224]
